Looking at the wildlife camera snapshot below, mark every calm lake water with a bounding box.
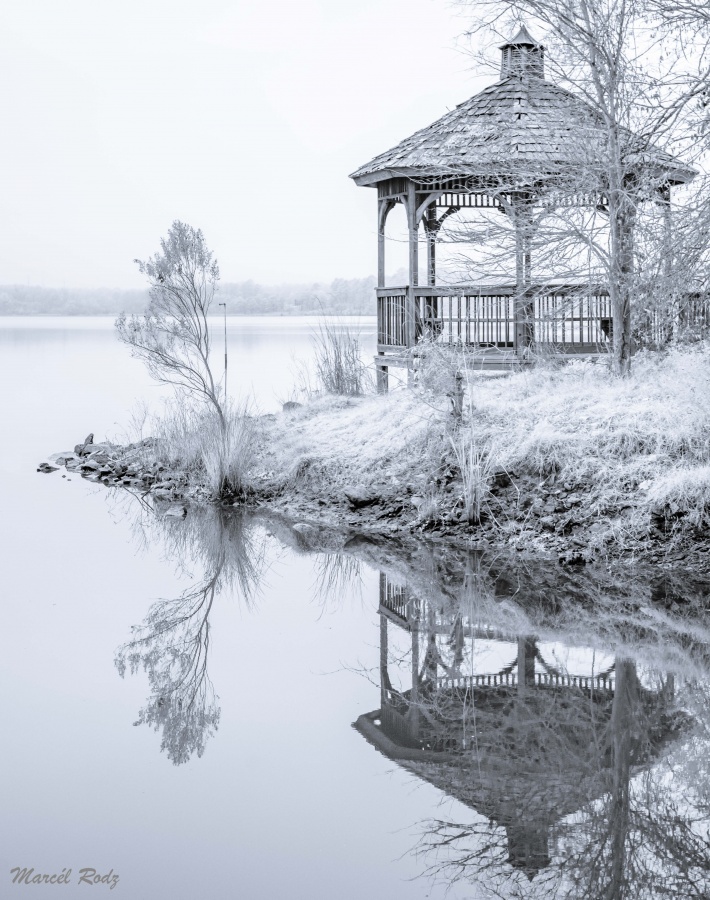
[1,317,709,899]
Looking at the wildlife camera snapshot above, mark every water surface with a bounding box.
[1,318,708,899]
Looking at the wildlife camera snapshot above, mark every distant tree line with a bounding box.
[0,276,382,316]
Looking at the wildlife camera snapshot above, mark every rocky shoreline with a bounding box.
[38,434,210,504]
[38,429,710,576]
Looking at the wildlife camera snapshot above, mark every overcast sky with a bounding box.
[0,0,498,288]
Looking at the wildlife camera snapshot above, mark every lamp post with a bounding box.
[218,302,227,401]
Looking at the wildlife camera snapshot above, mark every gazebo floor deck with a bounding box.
[376,343,608,373]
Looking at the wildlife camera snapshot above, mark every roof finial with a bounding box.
[499,24,544,79]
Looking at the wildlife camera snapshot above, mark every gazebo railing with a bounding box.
[376,284,612,351]
[439,671,616,692]
[377,287,409,348]
[417,287,516,346]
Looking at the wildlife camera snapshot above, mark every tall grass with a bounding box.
[313,320,371,396]
[450,431,495,525]
[143,400,257,498]
[200,403,257,498]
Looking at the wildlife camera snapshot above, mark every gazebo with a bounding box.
[350,26,696,387]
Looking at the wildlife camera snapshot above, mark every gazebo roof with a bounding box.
[350,28,695,189]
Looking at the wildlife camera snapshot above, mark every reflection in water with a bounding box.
[113,497,710,894]
[354,559,710,898]
[115,504,264,764]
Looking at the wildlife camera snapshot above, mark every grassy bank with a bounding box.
[257,345,710,563]
[44,345,710,567]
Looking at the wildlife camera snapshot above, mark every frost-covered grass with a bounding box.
[463,346,710,524]
[264,345,710,539]
[265,390,449,494]
[471,348,710,476]
[646,466,710,525]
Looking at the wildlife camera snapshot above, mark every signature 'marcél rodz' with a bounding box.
[10,867,119,890]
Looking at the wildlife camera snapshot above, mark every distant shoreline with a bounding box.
[0,275,387,318]
[0,311,377,318]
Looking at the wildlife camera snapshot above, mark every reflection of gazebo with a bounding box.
[350,27,696,386]
[354,574,681,880]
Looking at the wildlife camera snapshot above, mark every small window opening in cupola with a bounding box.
[500,24,545,79]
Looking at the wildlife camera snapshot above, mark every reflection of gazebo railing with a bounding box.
[380,573,409,624]
[440,671,616,692]
[380,574,514,638]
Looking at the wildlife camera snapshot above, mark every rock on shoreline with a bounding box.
[38,437,199,502]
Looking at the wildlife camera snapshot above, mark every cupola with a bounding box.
[500,24,544,79]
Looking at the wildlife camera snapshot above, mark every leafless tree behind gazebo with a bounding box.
[351,6,710,381]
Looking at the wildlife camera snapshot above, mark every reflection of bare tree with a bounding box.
[116,569,221,764]
[115,504,264,764]
[563,664,710,900]
[622,767,710,897]
[354,558,710,899]
[409,658,708,898]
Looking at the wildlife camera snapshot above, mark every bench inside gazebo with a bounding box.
[350,26,695,388]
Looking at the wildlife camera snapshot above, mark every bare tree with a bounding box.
[116,220,225,428]
[449,0,710,374]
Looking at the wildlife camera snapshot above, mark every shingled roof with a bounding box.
[350,28,695,188]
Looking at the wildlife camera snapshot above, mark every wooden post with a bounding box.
[426,203,437,286]
[376,359,389,393]
[661,185,673,344]
[377,199,389,288]
[451,370,464,422]
[377,199,393,392]
[406,180,418,349]
[380,611,388,707]
[513,197,533,356]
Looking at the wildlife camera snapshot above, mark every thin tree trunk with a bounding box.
[609,191,636,377]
